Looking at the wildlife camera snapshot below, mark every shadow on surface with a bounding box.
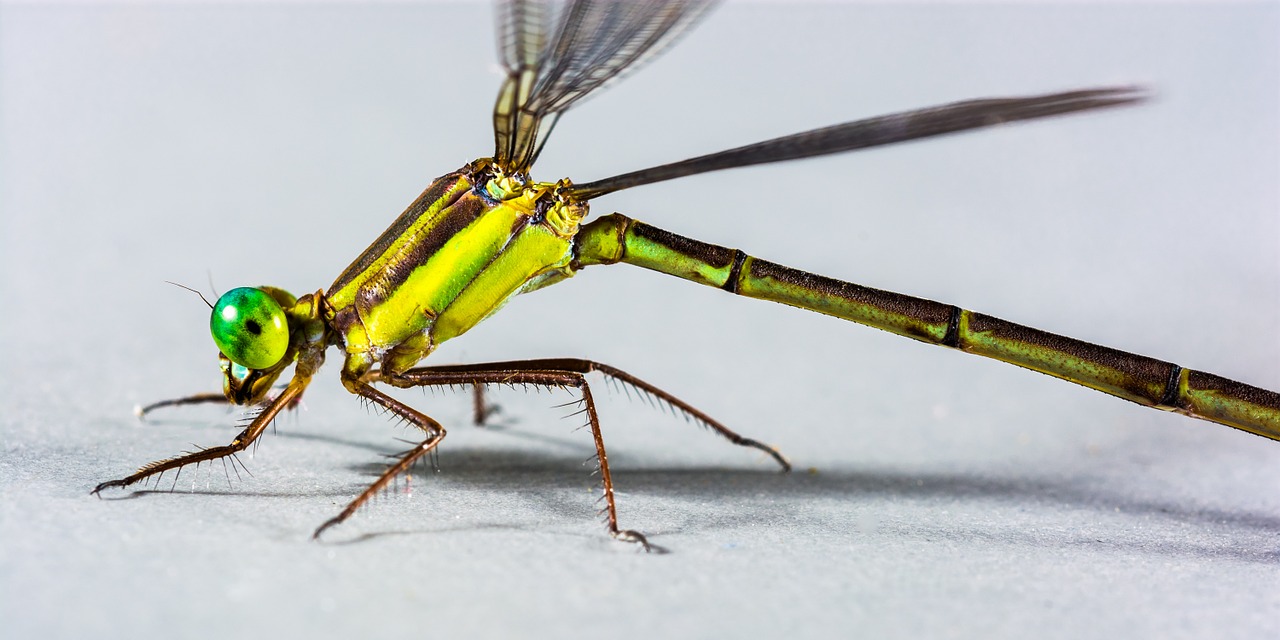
[96,422,1280,562]
[327,452,1280,562]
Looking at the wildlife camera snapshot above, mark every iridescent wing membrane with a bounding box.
[492,1,1141,198]
[491,0,717,174]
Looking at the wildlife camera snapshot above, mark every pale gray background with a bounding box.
[2,1,1278,638]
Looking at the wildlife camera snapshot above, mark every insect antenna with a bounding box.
[165,280,215,309]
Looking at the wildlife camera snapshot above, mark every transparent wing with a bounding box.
[496,0,551,73]
[493,0,717,173]
[566,87,1147,200]
[525,0,716,116]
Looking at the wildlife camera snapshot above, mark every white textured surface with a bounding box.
[2,2,1278,639]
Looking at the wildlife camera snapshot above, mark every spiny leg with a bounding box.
[137,388,305,420]
[93,378,308,495]
[380,366,648,550]
[314,380,446,539]
[400,358,790,471]
[136,392,229,419]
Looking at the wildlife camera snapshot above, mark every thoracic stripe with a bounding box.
[328,172,471,297]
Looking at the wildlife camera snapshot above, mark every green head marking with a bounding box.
[210,287,289,369]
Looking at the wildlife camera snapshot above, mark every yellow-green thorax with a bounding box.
[324,161,586,374]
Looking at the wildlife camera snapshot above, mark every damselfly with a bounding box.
[94,0,1280,550]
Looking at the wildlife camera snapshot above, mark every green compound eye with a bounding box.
[210,287,289,369]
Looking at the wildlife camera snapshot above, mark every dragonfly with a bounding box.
[94,0,1280,551]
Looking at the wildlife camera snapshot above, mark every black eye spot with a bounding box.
[245,319,262,335]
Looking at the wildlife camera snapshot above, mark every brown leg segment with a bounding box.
[93,378,308,495]
[380,358,790,550]
[136,392,229,418]
[396,358,790,471]
[380,365,650,550]
[471,384,501,426]
[137,389,305,419]
[313,379,447,539]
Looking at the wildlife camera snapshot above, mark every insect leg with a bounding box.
[136,392,229,418]
[314,378,447,539]
[93,376,308,495]
[136,387,306,421]
[381,360,778,551]
[471,384,502,426]
[379,367,652,550]
[396,359,790,471]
